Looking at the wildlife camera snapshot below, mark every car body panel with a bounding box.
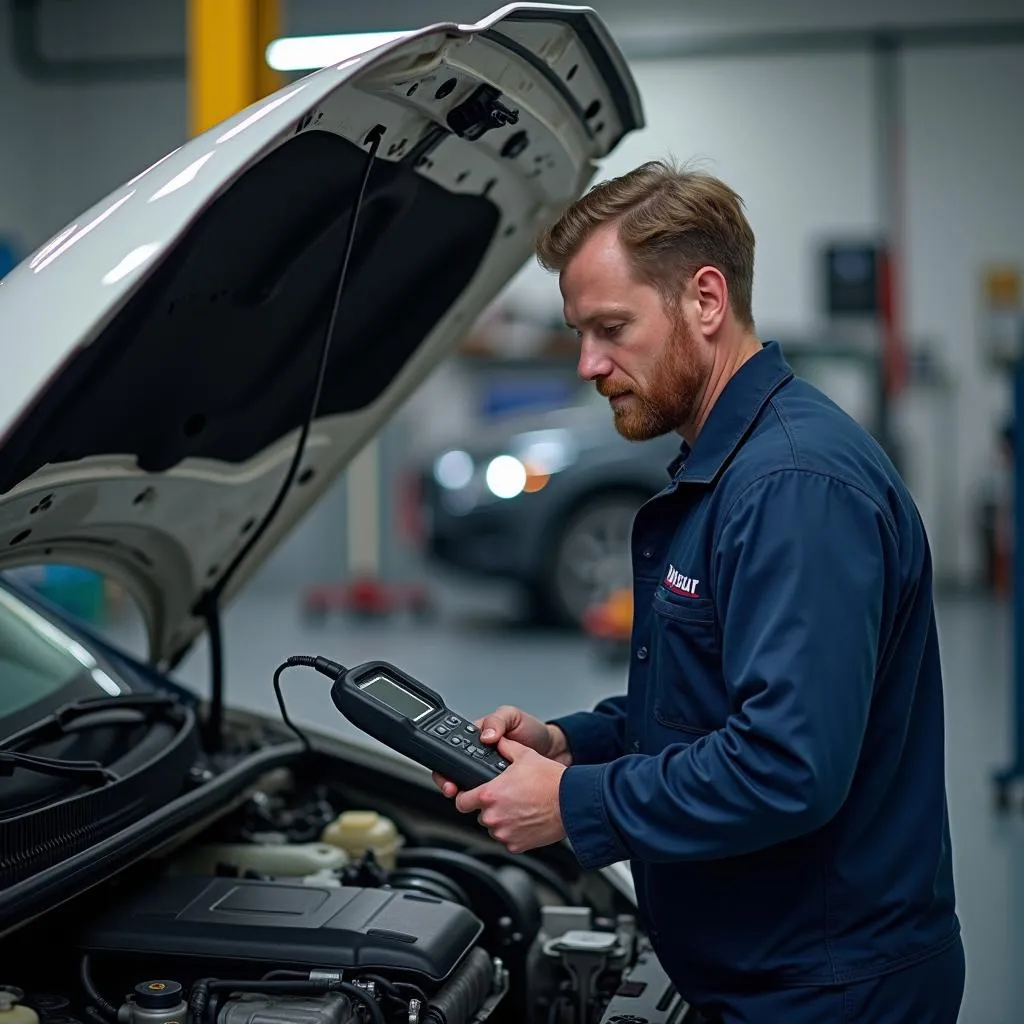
[0,4,643,669]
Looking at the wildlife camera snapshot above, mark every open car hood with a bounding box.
[0,4,642,667]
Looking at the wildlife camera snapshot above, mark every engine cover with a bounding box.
[77,876,483,983]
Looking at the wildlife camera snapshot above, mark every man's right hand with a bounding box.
[432,705,571,798]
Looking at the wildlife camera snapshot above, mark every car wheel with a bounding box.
[541,491,645,629]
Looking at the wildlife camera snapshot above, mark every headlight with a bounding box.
[485,430,578,500]
[433,449,474,490]
[516,429,577,475]
[485,455,528,499]
[435,430,579,506]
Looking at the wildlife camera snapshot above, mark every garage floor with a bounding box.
[112,584,1024,1024]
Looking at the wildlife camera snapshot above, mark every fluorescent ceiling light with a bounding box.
[266,31,410,72]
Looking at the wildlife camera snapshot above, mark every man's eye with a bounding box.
[603,323,624,337]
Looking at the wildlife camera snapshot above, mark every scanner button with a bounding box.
[463,723,478,734]
[444,715,461,727]
[495,760,508,771]
[471,747,488,759]
[433,725,450,736]
[448,735,465,747]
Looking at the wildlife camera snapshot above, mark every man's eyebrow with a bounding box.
[565,307,632,329]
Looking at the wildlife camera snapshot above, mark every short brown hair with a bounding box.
[535,160,756,328]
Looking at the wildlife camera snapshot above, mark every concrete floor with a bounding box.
[110,582,1024,1024]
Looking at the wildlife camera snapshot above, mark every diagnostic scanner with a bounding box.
[329,660,509,791]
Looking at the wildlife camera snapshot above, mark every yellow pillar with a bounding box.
[187,0,284,138]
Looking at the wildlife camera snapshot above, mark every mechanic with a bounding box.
[434,160,965,1022]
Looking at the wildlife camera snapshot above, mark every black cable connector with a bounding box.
[272,655,346,753]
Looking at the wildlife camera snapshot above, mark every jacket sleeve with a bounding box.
[549,695,629,766]
[558,469,894,870]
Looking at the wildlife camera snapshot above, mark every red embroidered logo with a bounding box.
[664,564,699,598]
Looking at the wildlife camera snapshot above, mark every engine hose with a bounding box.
[337,983,385,1024]
[192,978,343,1024]
[475,851,578,907]
[423,948,494,1024]
[79,957,119,1023]
[189,978,212,1024]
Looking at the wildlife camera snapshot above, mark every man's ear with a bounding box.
[692,266,729,336]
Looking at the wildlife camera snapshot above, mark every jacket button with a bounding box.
[636,646,648,661]
[642,548,654,558]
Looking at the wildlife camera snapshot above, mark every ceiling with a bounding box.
[284,0,1024,38]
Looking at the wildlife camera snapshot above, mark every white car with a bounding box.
[0,7,692,1024]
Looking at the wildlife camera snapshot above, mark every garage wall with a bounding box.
[505,51,880,335]
[902,45,1024,583]
[0,0,187,250]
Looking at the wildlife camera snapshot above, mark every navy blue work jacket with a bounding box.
[553,342,960,1000]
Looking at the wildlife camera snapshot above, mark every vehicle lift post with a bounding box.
[994,342,1024,811]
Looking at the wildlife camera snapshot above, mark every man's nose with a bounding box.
[577,337,613,381]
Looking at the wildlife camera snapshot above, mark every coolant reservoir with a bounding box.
[321,811,403,869]
[172,842,349,877]
[0,988,40,1024]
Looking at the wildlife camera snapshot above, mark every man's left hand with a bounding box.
[452,738,567,853]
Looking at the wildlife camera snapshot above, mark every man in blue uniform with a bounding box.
[433,161,964,1022]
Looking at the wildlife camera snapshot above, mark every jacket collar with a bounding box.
[666,340,794,484]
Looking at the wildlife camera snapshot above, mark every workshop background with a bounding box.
[1,0,1023,1020]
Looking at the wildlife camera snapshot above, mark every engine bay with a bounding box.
[0,755,690,1024]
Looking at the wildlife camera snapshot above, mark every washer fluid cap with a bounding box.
[134,982,183,1010]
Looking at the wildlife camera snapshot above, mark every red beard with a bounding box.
[597,317,706,441]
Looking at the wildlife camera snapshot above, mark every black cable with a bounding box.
[272,655,347,753]
[394,982,430,1004]
[79,956,119,1023]
[196,122,387,752]
[357,974,429,1011]
[200,600,224,751]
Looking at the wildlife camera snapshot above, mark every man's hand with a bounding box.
[451,738,567,853]
[432,705,570,798]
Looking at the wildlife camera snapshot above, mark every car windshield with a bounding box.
[0,585,111,719]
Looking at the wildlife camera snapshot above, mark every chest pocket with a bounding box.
[649,588,728,738]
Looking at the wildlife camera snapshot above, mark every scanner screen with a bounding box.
[359,673,434,721]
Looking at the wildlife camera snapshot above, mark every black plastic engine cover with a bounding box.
[78,876,484,983]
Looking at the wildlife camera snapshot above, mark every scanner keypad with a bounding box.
[431,713,508,773]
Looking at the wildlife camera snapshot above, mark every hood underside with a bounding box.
[0,4,642,666]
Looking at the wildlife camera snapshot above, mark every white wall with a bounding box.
[903,45,1024,583]
[505,52,880,333]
